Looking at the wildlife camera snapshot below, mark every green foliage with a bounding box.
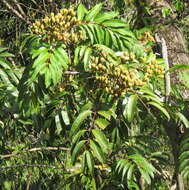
[116,154,156,187]
[162,8,171,18]
[174,0,185,12]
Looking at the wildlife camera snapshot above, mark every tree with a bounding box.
[0,1,189,189]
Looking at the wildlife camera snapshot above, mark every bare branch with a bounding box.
[155,33,171,103]
[64,71,80,75]
[0,164,64,170]
[12,0,27,18]
[0,0,31,24]
[0,146,69,159]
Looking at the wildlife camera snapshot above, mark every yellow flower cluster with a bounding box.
[140,32,156,43]
[119,51,165,82]
[120,51,136,63]
[91,53,145,98]
[144,59,165,81]
[30,8,84,44]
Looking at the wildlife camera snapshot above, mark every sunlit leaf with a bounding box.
[0,52,14,57]
[29,61,47,84]
[138,168,151,185]
[81,25,95,43]
[61,110,70,125]
[94,11,119,23]
[77,4,88,21]
[179,151,189,161]
[102,19,129,28]
[98,110,112,120]
[83,47,92,70]
[85,3,102,22]
[92,129,109,154]
[127,164,135,182]
[32,50,49,68]
[74,46,81,65]
[72,130,86,149]
[86,150,94,175]
[90,140,105,163]
[81,151,87,172]
[31,48,47,60]
[95,118,110,130]
[125,94,138,122]
[44,67,51,87]
[54,47,69,70]
[70,110,92,137]
[147,101,170,120]
[71,140,86,164]
[80,102,93,113]
[169,64,189,72]
[93,25,104,44]
[176,112,189,128]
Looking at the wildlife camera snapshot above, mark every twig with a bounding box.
[26,172,32,190]
[155,33,171,103]
[12,0,27,18]
[0,164,64,170]
[64,71,80,75]
[0,0,31,24]
[0,146,69,159]
[42,0,48,13]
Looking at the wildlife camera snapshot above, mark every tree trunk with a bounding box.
[163,120,184,190]
[146,0,189,99]
[139,177,145,190]
[177,174,185,190]
[136,1,189,189]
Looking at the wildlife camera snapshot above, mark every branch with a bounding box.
[0,164,64,170]
[0,146,69,159]
[64,71,80,75]
[0,0,31,24]
[155,33,171,103]
[12,0,26,18]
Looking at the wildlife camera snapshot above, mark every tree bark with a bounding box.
[135,1,189,189]
[139,177,145,190]
[163,120,184,190]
